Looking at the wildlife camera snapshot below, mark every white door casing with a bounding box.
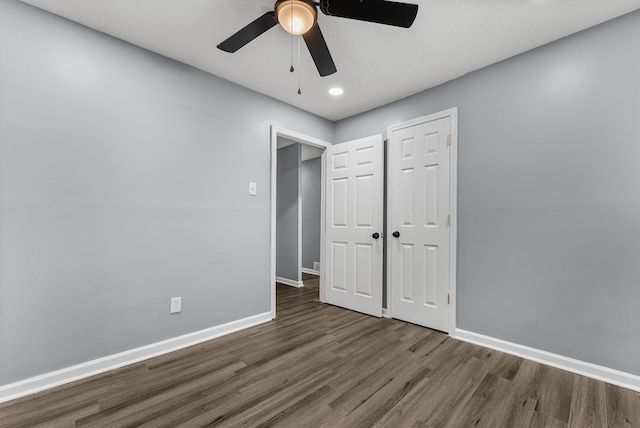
[324,135,384,317]
[387,109,458,332]
[270,126,331,319]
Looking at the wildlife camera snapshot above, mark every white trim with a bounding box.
[0,312,271,404]
[319,152,327,303]
[448,108,458,333]
[301,267,320,276]
[270,126,331,315]
[276,276,304,288]
[270,127,278,319]
[385,137,393,319]
[297,146,303,284]
[385,107,458,333]
[453,328,640,393]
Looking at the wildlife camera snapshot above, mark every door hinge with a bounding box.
[447,214,451,226]
[447,134,451,146]
[448,294,451,305]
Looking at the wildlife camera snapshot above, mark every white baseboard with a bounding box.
[0,312,272,404]
[382,308,391,318]
[453,328,640,393]
[276,276,304,287]
[300,268,320,276]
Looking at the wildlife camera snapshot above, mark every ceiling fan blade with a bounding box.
[217,12,278,53]
[302,23,337,77]
[320,0,418,28]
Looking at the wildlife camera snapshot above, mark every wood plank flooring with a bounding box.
[1,273,639,427]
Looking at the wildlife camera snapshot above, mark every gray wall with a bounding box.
[3,0,639,389]
[276,144,301,282]
[335,11,640,376]
[0,0,333,386]
[301,158,321,271]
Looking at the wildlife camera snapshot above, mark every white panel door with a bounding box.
[324,135,384,317]
[388,115,453,332]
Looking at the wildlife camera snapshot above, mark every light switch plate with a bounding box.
[249,182,257,196]
[170,297,182,314]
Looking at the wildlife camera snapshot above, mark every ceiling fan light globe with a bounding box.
[276,1,316,35]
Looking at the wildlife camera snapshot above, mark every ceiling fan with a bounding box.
[217,0,419,77]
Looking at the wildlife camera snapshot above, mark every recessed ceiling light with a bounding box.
[329,87,344,96]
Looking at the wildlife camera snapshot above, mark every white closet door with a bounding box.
[388,116,452,332]
[324,135,384,317]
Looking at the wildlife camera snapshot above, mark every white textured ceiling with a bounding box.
[20,0,640,121]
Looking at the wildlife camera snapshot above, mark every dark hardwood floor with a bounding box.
[1,273,639,427]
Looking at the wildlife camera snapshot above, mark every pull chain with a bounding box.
[289,0,294,73]
[297,36,302,95]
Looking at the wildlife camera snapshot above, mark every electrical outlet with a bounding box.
[170,297,182,314]
[248,182,257,196]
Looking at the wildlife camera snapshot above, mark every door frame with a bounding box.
[270,126,331,319]
[385,107,458,333]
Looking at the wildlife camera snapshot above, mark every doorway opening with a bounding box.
[270,126,331,319]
